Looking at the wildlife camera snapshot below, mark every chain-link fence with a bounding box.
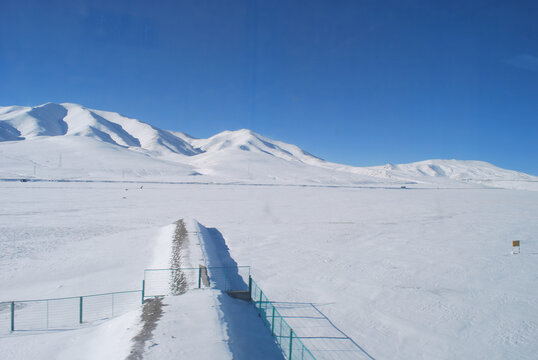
[249,278,316,360]
[275,302,374,360]
[0,290,142,334]
[2,267,366,360]
[1,266,250,334]
[143,266,251,298]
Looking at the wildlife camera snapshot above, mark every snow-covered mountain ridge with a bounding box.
[0,102,536,190]
[0,103,199,156]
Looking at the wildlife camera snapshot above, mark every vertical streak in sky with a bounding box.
[246,0,259,128]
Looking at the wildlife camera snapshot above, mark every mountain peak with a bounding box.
[1,102,536,190]
[0,102,199,156]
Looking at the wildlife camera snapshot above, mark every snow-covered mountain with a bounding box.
[0,103,198,156]
[0,102,536,190]
[367,159,535,181]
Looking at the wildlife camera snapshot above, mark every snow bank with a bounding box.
[0,308,140,360]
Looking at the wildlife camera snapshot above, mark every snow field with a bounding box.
[0,182,537,359]
[0,307,140,360]
[0,207,282,359]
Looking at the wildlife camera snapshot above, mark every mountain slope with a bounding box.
[187,129,325,165]
[0,136,198,181]
[0,103,68,138]
[0,103,199,157]
[0,102,536,189]
[368,159,536,181]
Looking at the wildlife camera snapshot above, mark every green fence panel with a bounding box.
[143,266,251,298]
[249,278,316,360]
[2,290,142,332]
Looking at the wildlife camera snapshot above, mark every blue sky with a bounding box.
[1,0,537,175]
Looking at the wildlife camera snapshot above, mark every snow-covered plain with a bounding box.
[1,102,538,359]
[0,181,537,359]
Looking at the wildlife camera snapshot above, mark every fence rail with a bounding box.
[0,290,142,334]
[1,266,354,360]
[249,277,316,360]
[1,266,251,334]
[143,266,251,298]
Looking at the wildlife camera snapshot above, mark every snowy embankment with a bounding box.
[0,310,140,360]
[0,215,282,359]
[130,218,282,360]
[128,219,236,359]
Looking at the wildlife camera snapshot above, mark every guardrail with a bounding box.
[142,266,251,298]
[1,266,333,360]
[249,277,316,360]
[0,290,142,333]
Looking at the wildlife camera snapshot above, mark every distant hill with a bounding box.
[1,102,536,190]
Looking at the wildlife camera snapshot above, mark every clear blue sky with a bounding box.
[1,0,537,175]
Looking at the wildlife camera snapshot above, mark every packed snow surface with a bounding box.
[0,309,139,360]
[0,181,537,359]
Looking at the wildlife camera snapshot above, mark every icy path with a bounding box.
[139,290,233,359]
[138,288,284,360]
[0,217,282,360]
[134,218,283,359]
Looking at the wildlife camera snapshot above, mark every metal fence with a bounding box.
[1,267,365,360]
[143,266,251,298]
[274,303,374,360]
[249,278,316,360]
[0,290,142,334]
[1,265,250,334]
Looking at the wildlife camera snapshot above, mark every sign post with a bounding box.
[512,240,520,254]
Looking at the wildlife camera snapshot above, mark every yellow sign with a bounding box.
[513,240,520,247]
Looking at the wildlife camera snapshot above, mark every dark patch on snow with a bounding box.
[28,103,69,136]
[126,297,166,360]
[88,111,142,147]
[170,219,188,295]
[0,122,24,141]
